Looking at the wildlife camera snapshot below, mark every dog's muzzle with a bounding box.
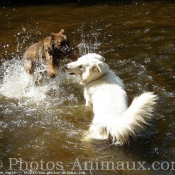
[64,65,75,75]
[61,45,72,56]
[66,48,72,55]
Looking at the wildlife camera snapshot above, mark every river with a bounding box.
[0,1,175,175]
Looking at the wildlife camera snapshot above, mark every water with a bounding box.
[0,1,175,175]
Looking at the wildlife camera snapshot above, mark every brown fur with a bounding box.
[22,29,76,77]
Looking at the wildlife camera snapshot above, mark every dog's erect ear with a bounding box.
[58,29,64,35]
[91,62,102,73]
[51,33,55,39]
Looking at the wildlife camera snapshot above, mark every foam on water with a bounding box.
[0,58,63,102]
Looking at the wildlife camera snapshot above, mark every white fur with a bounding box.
[66,53,157,145]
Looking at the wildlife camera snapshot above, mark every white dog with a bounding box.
[65,53,157,145]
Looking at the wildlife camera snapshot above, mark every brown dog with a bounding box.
[22,29,74,77]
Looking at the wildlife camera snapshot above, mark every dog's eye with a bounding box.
[79,65,82,69]
[60,41,67,46]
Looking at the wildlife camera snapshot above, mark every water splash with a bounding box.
[75,26,101,55]
[0,58,62,102]
[0,27,101,104]
[77,33,100,55]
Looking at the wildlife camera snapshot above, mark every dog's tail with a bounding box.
[110,92,157,145]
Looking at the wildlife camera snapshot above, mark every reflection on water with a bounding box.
[0,1,175,175]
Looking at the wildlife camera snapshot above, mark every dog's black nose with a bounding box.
[66,48,72,54]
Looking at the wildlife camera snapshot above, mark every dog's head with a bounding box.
[65,53,109,85]
[51,29,72,59]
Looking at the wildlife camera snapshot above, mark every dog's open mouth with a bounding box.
[64,65,75,75]
[68,72,75,75]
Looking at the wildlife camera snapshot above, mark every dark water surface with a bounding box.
[0,1,175,175]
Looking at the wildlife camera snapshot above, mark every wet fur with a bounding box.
[66,53,157,145]
[22,29,72,77]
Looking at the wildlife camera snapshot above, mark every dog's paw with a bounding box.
[48,71,56,78]
[50,74,56,78]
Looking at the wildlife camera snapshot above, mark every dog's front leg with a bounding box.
[23,59,33,74]
[45,52,56,77]
[84,89,92,107]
